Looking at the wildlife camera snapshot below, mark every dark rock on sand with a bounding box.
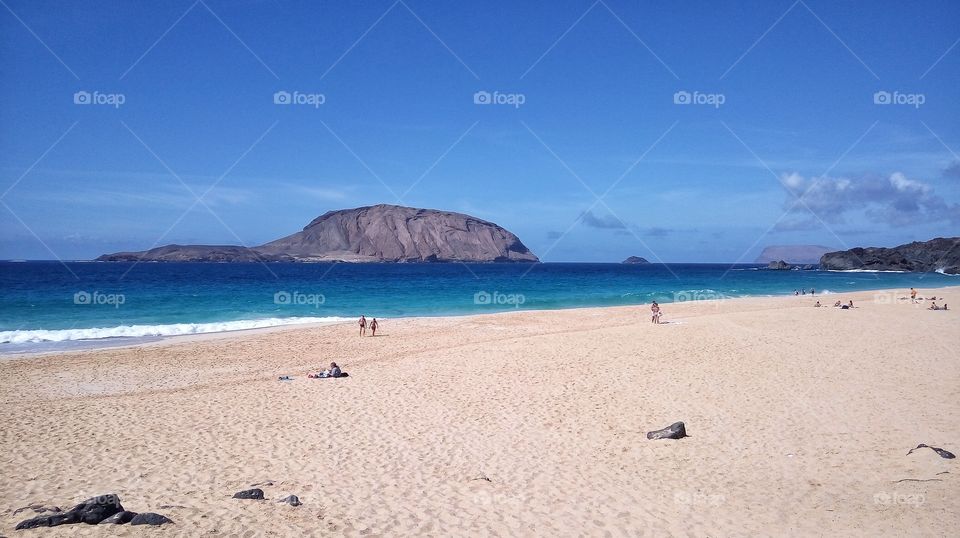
[647,421,687,440]
[278,495,302,507]
[819,237,960,273]
[99,511,138,525]
[15,494,170,529]
[15,511,80,529]
[130,512,174,525]
[233,488,265,500]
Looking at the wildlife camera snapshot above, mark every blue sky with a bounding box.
[1,0,958,262]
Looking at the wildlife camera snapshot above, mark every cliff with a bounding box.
[819,237,960,274]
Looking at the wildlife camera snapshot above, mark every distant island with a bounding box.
[755,245,832,264]
[819,237,959,274]
[621,256,649,264]
[97,204,539,263]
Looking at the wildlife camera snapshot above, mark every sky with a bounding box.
[1,0,958,263]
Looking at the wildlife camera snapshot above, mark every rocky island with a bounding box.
[622,256,649,264]
[819,237,960,274]
[97,205,539,263]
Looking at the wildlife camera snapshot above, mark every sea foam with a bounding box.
[0,317,351,344]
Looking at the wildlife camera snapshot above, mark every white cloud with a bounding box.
[776,172,960,230]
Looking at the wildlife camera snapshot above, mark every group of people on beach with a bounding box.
[303,315,381,379]
[811,288,951,311]
[814,300,855,309]
[910,288,949,310]
[358,315,379,336]
[794,288,815,296]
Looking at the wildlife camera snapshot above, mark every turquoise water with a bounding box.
[1,261,956,351]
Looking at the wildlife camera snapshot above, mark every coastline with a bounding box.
[4,281,959,358]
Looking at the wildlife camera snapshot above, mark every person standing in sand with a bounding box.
[370,318,378,336]
[651,302,661,324]
[910,288,918,303]
[358,315,367,337]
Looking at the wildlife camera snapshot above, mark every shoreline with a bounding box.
[2,284,955,360]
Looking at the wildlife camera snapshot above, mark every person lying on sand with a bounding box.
[834,300,842,307]
[929,302,939,310]
[308,362,348,378]
[814,301,821,307]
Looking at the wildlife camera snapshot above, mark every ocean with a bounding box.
[1,261,956,353]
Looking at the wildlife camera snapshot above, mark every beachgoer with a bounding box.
[910,288,917,303]
[359,315,366,336]
[811,288,815,295]
[814,301,821,307]
[848,300,854,308]
[370,318,378,336]
[651,302,660,324]
[834,300,841,307]
[329,362,342,377]
[944,304,949,310]
[795,290,799,296]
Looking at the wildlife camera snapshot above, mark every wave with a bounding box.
[0,317,352,345]
[935,268,958,276]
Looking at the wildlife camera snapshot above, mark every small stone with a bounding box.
[646,421,687,440]
[233,488,265,500]
[277,495,301,506]
[130,512,173,525]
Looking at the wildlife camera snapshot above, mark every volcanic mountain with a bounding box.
[97,205,539,263]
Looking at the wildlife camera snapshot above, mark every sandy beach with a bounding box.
[1,286,957,537]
